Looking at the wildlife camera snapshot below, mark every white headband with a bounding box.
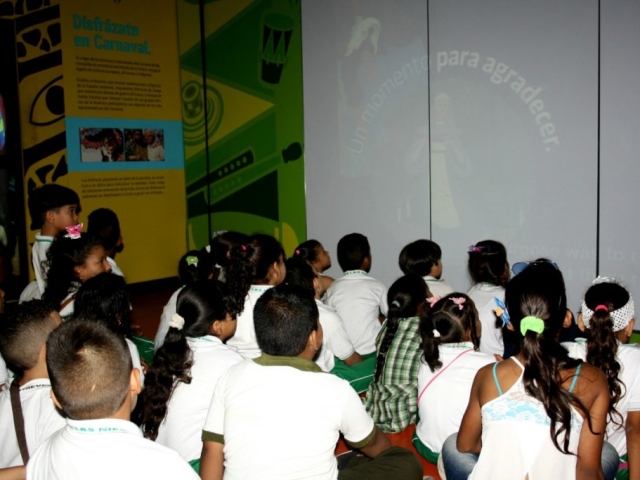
[581,277,634,332]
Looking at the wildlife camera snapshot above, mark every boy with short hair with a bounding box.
[324,233,388,355]
[87,208,124,277]
[27,184,81,296]
[399,239,454,297]
[0,300,65,468]
[200,284,422,480]
[26,319,199,480]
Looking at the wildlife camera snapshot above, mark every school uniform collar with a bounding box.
[249,285,273,293]
[424,275,442,282]
[440,341,475,350]
[35,234,54,242]
[253,353,323,372]
[66,418,141,436]
[343,270,368,276]
[187,335,223,347]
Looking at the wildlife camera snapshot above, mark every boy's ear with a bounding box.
[210,319,222,336]
[50,390,63,410]
[577,313,586,332]
[45,209,56,225]
[307,329,321,352]
[130,368,141,396]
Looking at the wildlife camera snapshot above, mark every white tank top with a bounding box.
[469,357,584,480]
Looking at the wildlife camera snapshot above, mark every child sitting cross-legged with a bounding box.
[26,319,199,480]
[200,284,423,480]
[139,280,243,470]
[0,301,65,475]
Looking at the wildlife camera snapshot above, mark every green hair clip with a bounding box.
[185,256,199,267]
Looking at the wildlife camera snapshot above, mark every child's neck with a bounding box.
[20,363,49,386]
[40,224,58,237]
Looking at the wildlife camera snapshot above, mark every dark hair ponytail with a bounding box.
[373,275,427,382]
[208,231,249,281]
[419,293,480,372]
[583,282,630,426]
[43,232,104,309]
[178,249,213,285]
[506,261,593,454]
[140,280,238,440]
[226,234,284,313]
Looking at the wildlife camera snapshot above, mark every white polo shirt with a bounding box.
[563,339,640,456]
[226,285,273,359]
[32,234,53,296]
[314,300,357,372]
[0,378,65,467]
[423,275,455,298]
[324,271,388,355]
[467,283,505,357]
[202,355,376,480]
[155,336,243,462]
[26,418,199,480]
[415,343,494,453]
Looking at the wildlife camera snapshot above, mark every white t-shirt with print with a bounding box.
[467,283,505,357]
[26,418,199,480]
[32,234,53,296]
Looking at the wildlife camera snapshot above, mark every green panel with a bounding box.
[179,0,306,253]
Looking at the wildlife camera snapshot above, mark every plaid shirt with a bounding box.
[363,316,421,433]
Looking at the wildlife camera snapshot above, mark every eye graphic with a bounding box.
[29,75,64,126]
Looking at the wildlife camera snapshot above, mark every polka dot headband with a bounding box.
[581,277,634,332]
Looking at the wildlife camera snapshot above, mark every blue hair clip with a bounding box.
[493,297,511,327]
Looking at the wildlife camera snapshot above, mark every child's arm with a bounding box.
[357,426,392,459]
[576,366,609,480]
[200,441,224,480]
[0,467,25,480]
[626,411,640,480]
[343,352,364,366]
[457,366,489,454]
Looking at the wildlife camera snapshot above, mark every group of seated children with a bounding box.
[2,181,639,480]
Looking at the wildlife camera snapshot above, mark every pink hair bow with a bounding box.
[427,295,441,307]
[452,297,466,310]
[64,223,83,239]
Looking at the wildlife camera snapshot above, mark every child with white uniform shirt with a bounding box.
[26,319,198,480]
[200,284,422,480]
[466,240,510,357]
[325,233,388,355]
[23,184,81,300]
[285,256,364,371]
[399,239,454,298]
[225,234,286,359]
[140,280,243,469]
[0,301,65,473]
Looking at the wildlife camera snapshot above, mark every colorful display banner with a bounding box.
[59,0,186,282]
[177,0,307,254]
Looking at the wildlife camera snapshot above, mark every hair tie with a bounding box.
[241,244,247,251]
[185,255,199,267]
[520,316,545,336]
[295,249,300,255]
[432,329,441,338]
[169,313,185,330]
[451,297,466,310]
[427,295,441,307]
[468,245,483,253]
[391,300,401,308]
[594,304,609,313]
[212,230,227,238]
[64,223,83,239]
